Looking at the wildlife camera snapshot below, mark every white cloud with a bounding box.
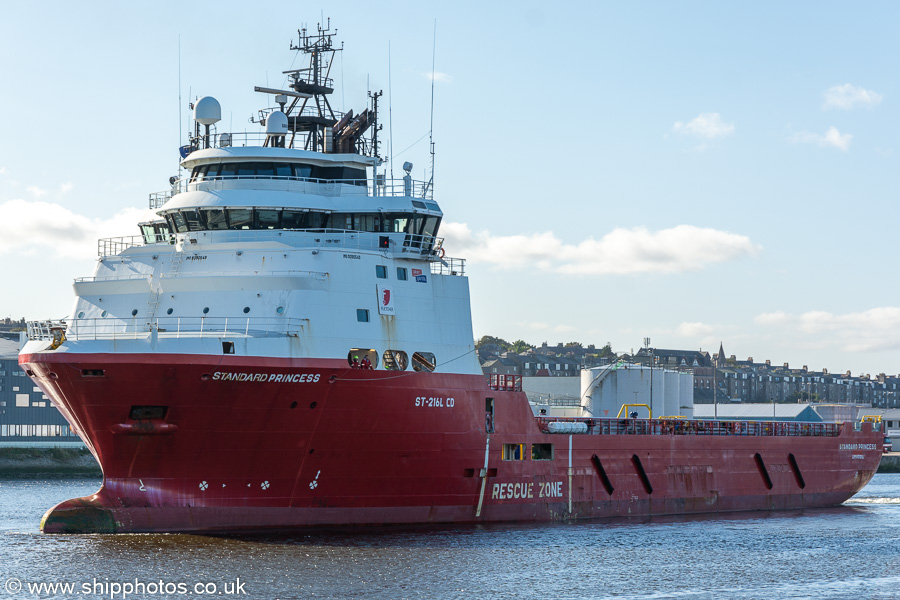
[672,113,734,139]
[676,321,714,338]
[789,126,852,151]
[0,199,145,259]
[425,71,452,83]
[442,222,760,275]
[754,311,790,326]
[26,186,47,198]
[60,182,74,194]
[754,307,900,353]
[823,84,883,110]
[552,324,578,334]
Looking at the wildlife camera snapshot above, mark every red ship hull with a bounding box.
[21,352,882,534]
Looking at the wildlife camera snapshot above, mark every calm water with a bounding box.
[1,476,899,600]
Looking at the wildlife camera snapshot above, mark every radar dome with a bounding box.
[194,96,221,126]
[265,111,289,135]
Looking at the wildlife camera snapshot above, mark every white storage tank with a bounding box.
[581,363,695,420]
[664,371,679,416]
[679,371,695,419]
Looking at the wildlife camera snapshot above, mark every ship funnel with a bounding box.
[194,96,222,125]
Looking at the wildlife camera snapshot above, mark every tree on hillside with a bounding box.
[510,339,531,353]
[475,336,510,351]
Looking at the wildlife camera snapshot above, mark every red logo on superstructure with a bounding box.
[382,289,391,306]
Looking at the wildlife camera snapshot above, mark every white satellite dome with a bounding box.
[265,111,289,135]
[194,96,221,126]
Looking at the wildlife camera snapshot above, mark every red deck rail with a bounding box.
[488,374,523,392]
[535,416,845,438]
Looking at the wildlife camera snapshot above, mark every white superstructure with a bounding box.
[25,22,481,377]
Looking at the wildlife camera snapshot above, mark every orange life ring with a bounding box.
[438,247,445,259]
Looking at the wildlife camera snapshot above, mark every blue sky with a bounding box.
[1,2,899,376]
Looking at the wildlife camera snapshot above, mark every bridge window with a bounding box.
[161,208,432,235]
[228,209,252,230]
[293,164,313,178]
[356,309,369,322]
[182,209,204,232]
[282,210,306,229]
[397,268,407,281]
[254,209,281,230]
[170,211,187,233]
[236,163,257,177]
[423,216,441,238]
[204,208,228,230]
[375,265,387,279]
[189,161,367,184]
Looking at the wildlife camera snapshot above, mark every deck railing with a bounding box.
[535,416,845,438]
[489,374,523,392]
[28,317,309,341]
[152,174,434,201]
[93,230,465,275]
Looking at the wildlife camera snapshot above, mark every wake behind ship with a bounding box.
[20,22,882,534]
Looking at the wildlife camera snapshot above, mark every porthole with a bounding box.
[202,307,210,314]
[100,311,108,318]
[276,306,285,314]
[77,311,85,319]
[243,307,250,314]
[166,308,174,315]
[348,348,378,369]
[131,309,138,316]
[382,349,409,371]
[412,352,436,373]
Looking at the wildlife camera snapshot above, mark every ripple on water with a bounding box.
[1,474,900,599]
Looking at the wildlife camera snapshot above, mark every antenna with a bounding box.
[425,19,437,198]
[178,34,182,172]
[389,41,394,181]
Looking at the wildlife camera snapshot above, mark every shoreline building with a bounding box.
[0,335,82,447]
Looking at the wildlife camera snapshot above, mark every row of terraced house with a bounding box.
[481,341,900,409]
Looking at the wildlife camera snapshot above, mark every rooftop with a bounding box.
[0,337,23,360]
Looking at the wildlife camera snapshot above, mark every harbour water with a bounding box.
[2,475,899,600]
